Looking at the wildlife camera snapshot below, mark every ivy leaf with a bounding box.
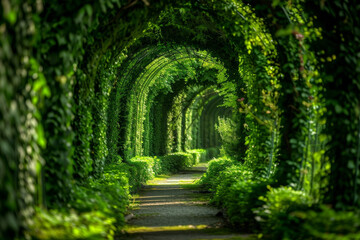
[347,160,355,169]
[335,104,342,113]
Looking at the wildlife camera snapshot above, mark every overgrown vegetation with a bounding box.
[200,157,360,239]
[27,148,213,239]
[1,0,359,239]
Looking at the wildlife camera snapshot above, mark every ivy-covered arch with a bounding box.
[104,43,232,159]
[1,0,360,238]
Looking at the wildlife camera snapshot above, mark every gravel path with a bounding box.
[120,164,252,240]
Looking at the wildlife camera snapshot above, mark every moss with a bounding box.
[124,224,208,234]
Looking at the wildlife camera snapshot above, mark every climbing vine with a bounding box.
[1,0,360,238]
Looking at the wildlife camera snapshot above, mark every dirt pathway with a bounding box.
[120,163,252,240]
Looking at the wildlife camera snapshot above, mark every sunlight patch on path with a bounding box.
[121,163,253,240]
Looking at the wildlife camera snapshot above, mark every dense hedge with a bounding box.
[200,157,269,230]
[160,152,198,173]
[27,149,213,239]
[126,156,160,192]
[201,157,360,239]
[127,148,216,191]
[28,160,130,239]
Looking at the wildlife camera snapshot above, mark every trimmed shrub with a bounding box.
[198,149,208,162]
[201,158,269,231]
[224,179,269,230]
[211,164,253,206]
[152,156,164,175]
[125,152,201,192]
[160,152,195,173]
[254,186,313,239]
[127,156,157,191]
[187,149,206,163]
[199,157,234,190]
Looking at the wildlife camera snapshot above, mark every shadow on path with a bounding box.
[119,163,253,240]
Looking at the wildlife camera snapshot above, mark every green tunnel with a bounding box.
[1,0,359,238]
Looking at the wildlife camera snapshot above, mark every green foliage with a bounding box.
[186,149,206,163]
[2,0,360,237]
[28,160,130,239]
[216,117,241,159]
[70,161,130,224]
[90,61,112,177]
[225,179,269,230]
[28,209,116,240]
[201,158,269,229]
[254,195,360,239]
[211,164,254,207]
[306,0,360,207]
[0,2,48,238]
[126,156,158,192]
[255,186,313,239]
[119,152,201,193]
[204,148,220,161]
[166,90,186,153]
[190,148,221,162]
[302,206,360,240]
[106,80,123,164]
[199,157,235,190]
[72,101,93,180]
[160,152,196,173]
[88,164,130,223]
[183,87,225,151]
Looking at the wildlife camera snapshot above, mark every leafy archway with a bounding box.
[1,0,359,238]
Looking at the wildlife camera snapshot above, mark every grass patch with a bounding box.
[146,174,171,185]
[195,236,255,240]
[124,225,208,233]
[128,194,140,211]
